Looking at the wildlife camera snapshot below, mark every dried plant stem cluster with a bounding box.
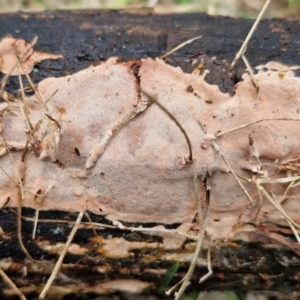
[1,3,300,298]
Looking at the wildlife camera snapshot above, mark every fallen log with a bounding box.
[0,9,300,300]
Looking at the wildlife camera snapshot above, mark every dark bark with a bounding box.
[1,9,300,299]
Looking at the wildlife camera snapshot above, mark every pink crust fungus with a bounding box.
[0,36,63,75]
[1,54,300,241]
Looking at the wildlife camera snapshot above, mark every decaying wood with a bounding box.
[1,9,300,300]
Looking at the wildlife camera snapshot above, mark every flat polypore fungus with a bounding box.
[1,53,300,241]
[0,36,63,75]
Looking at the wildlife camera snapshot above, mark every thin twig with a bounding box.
[140,88,193,164]
[254,181,300,230]
[242,53,259,98]
[160,36,202,59]
[194,174,203,224]
[39,204,86,299]
[216,118,300,137]
[32,209,39,240]
[242,53,258,88]
[13,38,48,105]
[197,120,254,203]
[18,74,33,134]
[230,0,271,68]
[250,177,300,245]
[84,211,98,236]
[0,36,38,96]
[0,266,27,300]
[0,166,48,197]
[199,244,213,283]
[281,175,300,203]
[172,173,210,300]
[1,139,34,260]
[287,219,300,246]
[32,189,43,240]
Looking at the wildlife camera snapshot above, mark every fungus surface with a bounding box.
[1,50,300,241]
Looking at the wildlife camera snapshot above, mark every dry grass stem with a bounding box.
[84,211,98,237]
[0,166,47,197]
[241,169,300,245]
[230,0,271,68]
[13,39,48,105]
[0,36,38,96]
[39,203,86,299]
[214,144,253,203]
[17,74,33,135]
[254,180,300,245]
[172,174,210,300]
[32,209,39,240]
[242,53,258,87]
[160,36,202,59]
[1,140,34,260]
[32,189,43,239]
[215,118,300,137]
[286,220,300,246]
[242,53,259,98]
[165,278,184,296]
[197,120,254,203]
[0,266,27,300]
[281,177,300,203]
[254,180,300,230]
[199,245,212,283]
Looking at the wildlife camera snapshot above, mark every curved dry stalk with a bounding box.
[0,266,27,300]
[39,203,86,299]
[140,88,193,164]
[199,245,212,284]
